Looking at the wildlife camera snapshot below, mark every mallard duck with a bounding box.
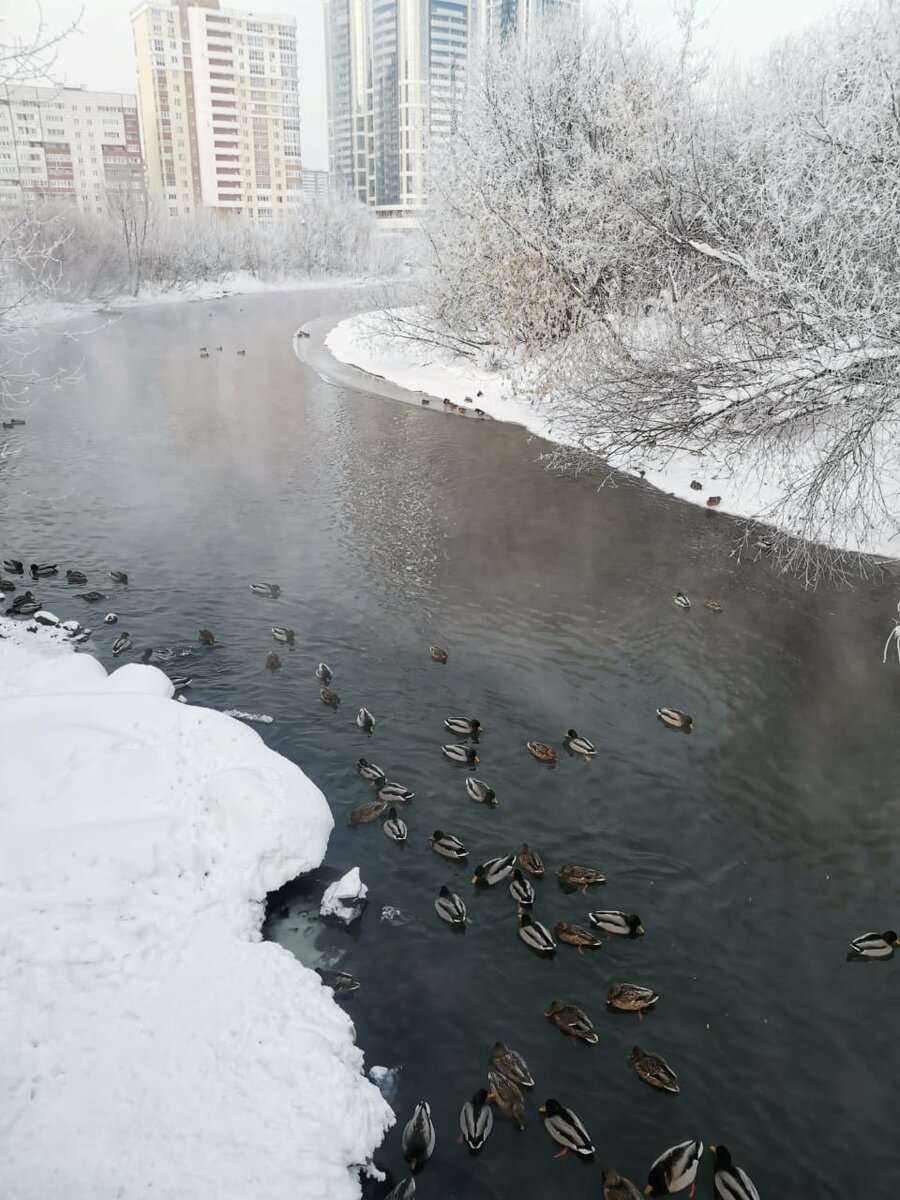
[2,559,23,574]
[472,854,516,886]
[315,967,360,994]
[109,570,129,584]
[401,1100,435,1171]
[706,495,721,507]
[442,743,479,765]
[0,578,18,591]
[646,1140,703,1196]
[518,843,545,876]
[459,1088,493,1153]
[444,716,483,737]
[553,921,601,950]
[602,1168,643,1199]
[384,1177,416,1200]
[356,757,386,783]
[237,349,246,356]
[527,741,558,764]
[9,598,39,615]
[430,830,468,860]
[518,913,556,954]
[77,591,107,602]
[538,1098,593,1158]
[848,929,900,960]
[564,729,597,757]
[140,648,155,663]
[357,706,375,732]
[320,687,341,708]
[421,397,430,406]
[509,869,535,906]
[30,563,57,577]
[490,1041,534,1088]
[466,778,498,805]
[265,651,281,670]
[544,1000,598,1044]
[704,597,722,613]
[588,910,644,938]
[486,1070,525,1129]
[383,806,407,842]
[378,781,414,802]
[271,626,295,645]
[111,632,132,656]
[198,628,215,645]
[316,662,332,684]
[250,582,281,598]
[607,982,659,1015]
[434,885,467,925]
[66,569,87,585]
[349,800,386,825]
[429,644,448,663]
[673,591,691,609]
[558,864,606,892]
[103,612,118,624]
[656,707,692,733]
[710,1145,759,1200]
[169,675,192,691]
[628,1046,679,1093]
[689,480,702,491]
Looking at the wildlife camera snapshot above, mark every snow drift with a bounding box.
[0,618,392,1200]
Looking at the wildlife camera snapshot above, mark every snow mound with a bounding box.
[0,618,392,1200]
[321,866,369,924]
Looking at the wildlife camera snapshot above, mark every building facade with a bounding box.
[131,0,302,220]
[483,0,580,41]
[0,85,145,214]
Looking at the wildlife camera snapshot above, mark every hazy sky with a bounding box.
[2,0,840,170]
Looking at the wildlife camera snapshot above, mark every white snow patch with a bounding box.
[321,867,369,924]
[0,618,392,1200]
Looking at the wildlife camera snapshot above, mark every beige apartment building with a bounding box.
[0,85,144,214]
[131,0,302,220]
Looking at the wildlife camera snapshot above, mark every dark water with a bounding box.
[7,289,900,1198]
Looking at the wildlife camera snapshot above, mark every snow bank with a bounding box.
[0,618,392,1200]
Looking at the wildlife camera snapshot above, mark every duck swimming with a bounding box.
[656,707,693,733]
[357,706,375,732]
[710,1144,760,1200]
[472,854,516,886]
[378,781,414,803]
[558,864,606,892]
[629,1046,679,1093]
[265,651,281,670]
[459,1089,493,1153]
[111,632,132,656]
[316,662,332,684]
[66,569,87,585]
[429,830,468,860]
[848,929,900,960]
[538,1098,594,1159]
[607,982,659,1016]
[564,729,597,757]
[588,911,645,938]
[442,743,478,766]
[486,1070,525,1129]
[509,869,535,906]
[646,1139,704,1196]
[30,563,58,578]
[250,582,281,598]
[704,597,723,613]
[349,800,386,825]
[553,921,601,951]
[401,1100,435,1172]
[315,967,360,994]
[382,806,408,842]
[271,626,295,645]
[103,612,118,624]
[3,560,23,574]
[544,1000,599,1044]
[527,741,558,764]
[356,758,385,783]
[518,843,545,876]
[466,778,498,805]
[434,885,467,925]
[602,1169,644,1199]
[77,591,107,603]
[518,913,556,954]
[490,1041,534,1088]
[429,644,448,663]
[320,687,341,708]
[109,571,129,584]
[673,591,691,609]
[444,716,483,738]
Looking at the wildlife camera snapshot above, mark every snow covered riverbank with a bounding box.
[0,620,392,1200]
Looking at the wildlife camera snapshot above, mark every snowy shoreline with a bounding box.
[0,619,392,1200]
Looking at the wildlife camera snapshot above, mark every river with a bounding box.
[6,287,900,1198]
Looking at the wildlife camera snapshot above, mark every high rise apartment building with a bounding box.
[0,85,145,214]
[484,0,580,41]
[131,0,302,220]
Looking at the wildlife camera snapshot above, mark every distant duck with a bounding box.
[689,480,703,491]
[199,346,207,352]
[271,626,295,645]
[401,1100,435,1172]
[527,741,558,764]
[629,1046,679,1094]
[250,582,281,598]
[169,675,192,691]
[444,716,483,738]
[356,757,385,783]
[466,778,498,806]
[704,597,723,613]
[265,651,281,670]
[384,1178,416,1200]
[198,628,215,645]
[558,864,606,891]
[509,869,535,907]
[111,632,132,656]
[539,1098,594,1159]
[382,806,408,842]
[421,398,430,406]
[237,349,246,356]
[200,352,209,358]
[10,418,24,426]
[442,743,479,766]
[378,781,414,803]
[9,589,35,610]
[442,398,451,408]
[706,495,721,507]
[8,598,39,615]
[471,854,516,887]
[0,578,18,591]
[564,729,596,757]
[848,930,900,960]
[518,843,545,876]
[476,390,483,397]
[474,408,486,417]
[602,1169,644,1200]
[429,830,468,861]
[710,1145,760,1200]
[607,982,659,1015]
[434,884,467,925]
[463,395,472,404]
[1,420,12,430]
[459,1088,493,1153]
[553,921,601,950]
[109,571,129,584]
[320,687,341,708]
[588,910,645,938]
[3,560,23,574]
[314,967,359,994]
[356,706,375,732]
[215,345,223,352]
[77,591,107,602]
[544,1000,599,1044]
[429,644,448,663]
[349,799,386,825]
[518,913,556,954]
[673,590,691,609]
[646,1139,704,1197]
[656,706,693,733]
[30,563,57,577]
[66,569,87,585]
[486,1070,525,1129]
[140,648,155,663]
[316,662,333,684]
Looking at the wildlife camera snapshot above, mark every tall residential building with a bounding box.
[484,0,580,41]
[324,0,479,225]
[131,0,302,220]
[0,85,145,214]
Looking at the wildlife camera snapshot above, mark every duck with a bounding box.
[544,1000,599,1044]
[656,706,693,733]
[356,757,386,783]
[200,351,209,358]
[8,598,39,615]
[848,929,900,960]
[265,651,281,670]
[320,687,341,708]
[103,612,118,624]
[0,578,18,591]
[466,778,498,806]
[553,921,601,951]
[271,626,295,645]
[9,418,24,427]
[314,967,360,994]
[429,830,468,860]
[588,910,645,938]
[111,632,132,656]
[527,741,558,764]
[564,729,597,757]
[607,982,659,1016]
[382,806,407,842]
[509,868,535,906]
[9,589,35,609]
[357,706,375,732]
[434,885,467,925]
[673,591,691,609]
[444,716,483,738]
[459,1088,493,1153]
[316,661,332,684]
[349,799,386,825]
[602,1169,644,1199]
[77,591,107,602]
[558,864,606,891]
[706,495,721,507]
[538,1098,594,1158]
[215,345,223,352]
[109,571,129,584]
[518,843,545,876]
[30,563,58,577]
[490,1041,534,1088]
[689,480,703,491]
[237,349,246,356]
[486,1070,525,1129]
[401,1100,435,1172]
[442,398,452,407]
[442,743,479,765]
[710,1145,760,1200]
[629,1046,679,1093]
[3,559,23,574]
[472,854,516,887]
[429,644,448,663]
[646,1140,704,1196]
[518,913,556,954]
[704,597,723,613]
[384,1178,416,1200]
[421,397,430,406]
[66,569,87,585]
[250,582,281,598]
[198,628,215,645]
[169,675,193,691]
[378,781,414,803]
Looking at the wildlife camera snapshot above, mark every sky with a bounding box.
[2,0,842,171]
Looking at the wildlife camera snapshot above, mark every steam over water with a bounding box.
[9,289,900,1197]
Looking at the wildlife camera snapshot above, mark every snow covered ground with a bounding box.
[325,308,900,561]
[0,619,392,1200]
